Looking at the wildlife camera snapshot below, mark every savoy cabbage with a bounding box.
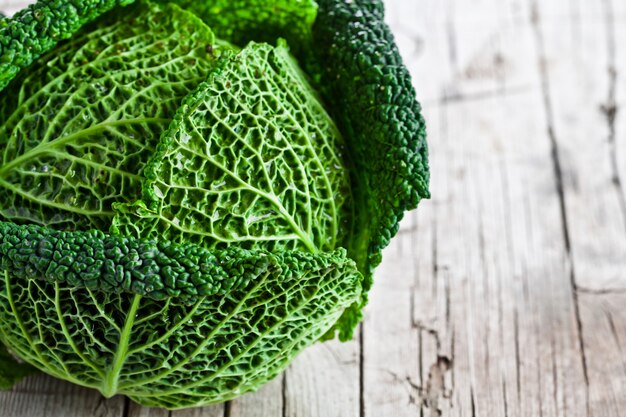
[0,0,429,409]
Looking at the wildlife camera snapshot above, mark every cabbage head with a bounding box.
[0,0,429,409]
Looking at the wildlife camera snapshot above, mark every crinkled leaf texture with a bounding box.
[314,0,429,273]
[113,42,351,254]
[0,220,361,408]
[163,0,317,54]
[311,0,430,338]
[0,1,219,230]
[0,0,135,91]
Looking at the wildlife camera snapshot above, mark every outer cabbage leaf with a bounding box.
[0,0,134,91]
[0,1,219,231]
[0,0,316,92]
[0,220,361,409]
[165,0,318,54]
[311,0,430,340]
[113,42,351,254]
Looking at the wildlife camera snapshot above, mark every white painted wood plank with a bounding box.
[532,0,626,416]
[416,91,589,417]
[284,339,360,417]
[534,0,626,293]
[362,233,421,417]
[579,293,626,415]
[227,378,282,417]
[0,375,125,417]
[373,1,591,416]
[127,401,223,417]
[0,0,31,16]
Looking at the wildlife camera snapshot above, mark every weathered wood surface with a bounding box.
[0,0,624,415]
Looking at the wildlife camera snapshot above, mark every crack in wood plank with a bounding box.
[513,308,522,405]
[358,323,364,417]
[380,369,421,407]
[93,395,117,417]
[576,286,626,295]
[599,0,626,240]
[411,321,453,416]
[280,371,286,417]
[470,387,477,417]
[423,356,452,417]
[528,3,591,416]
[502,380,509,417]
[121,398,130,417]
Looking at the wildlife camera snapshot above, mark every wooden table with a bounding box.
[1,0,625,415]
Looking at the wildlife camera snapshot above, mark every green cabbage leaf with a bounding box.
[112,42,351,254]
[162,0,318,53]
[0,220,360,408]
[0,1,221,231]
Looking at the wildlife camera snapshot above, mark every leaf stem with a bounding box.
[101,294,142,398]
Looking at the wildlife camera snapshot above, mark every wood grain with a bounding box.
[227,378,282,417]
[0,374,125,417]
[0,0,624,416]
[127,398,224,417]
[532,0,626,414]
